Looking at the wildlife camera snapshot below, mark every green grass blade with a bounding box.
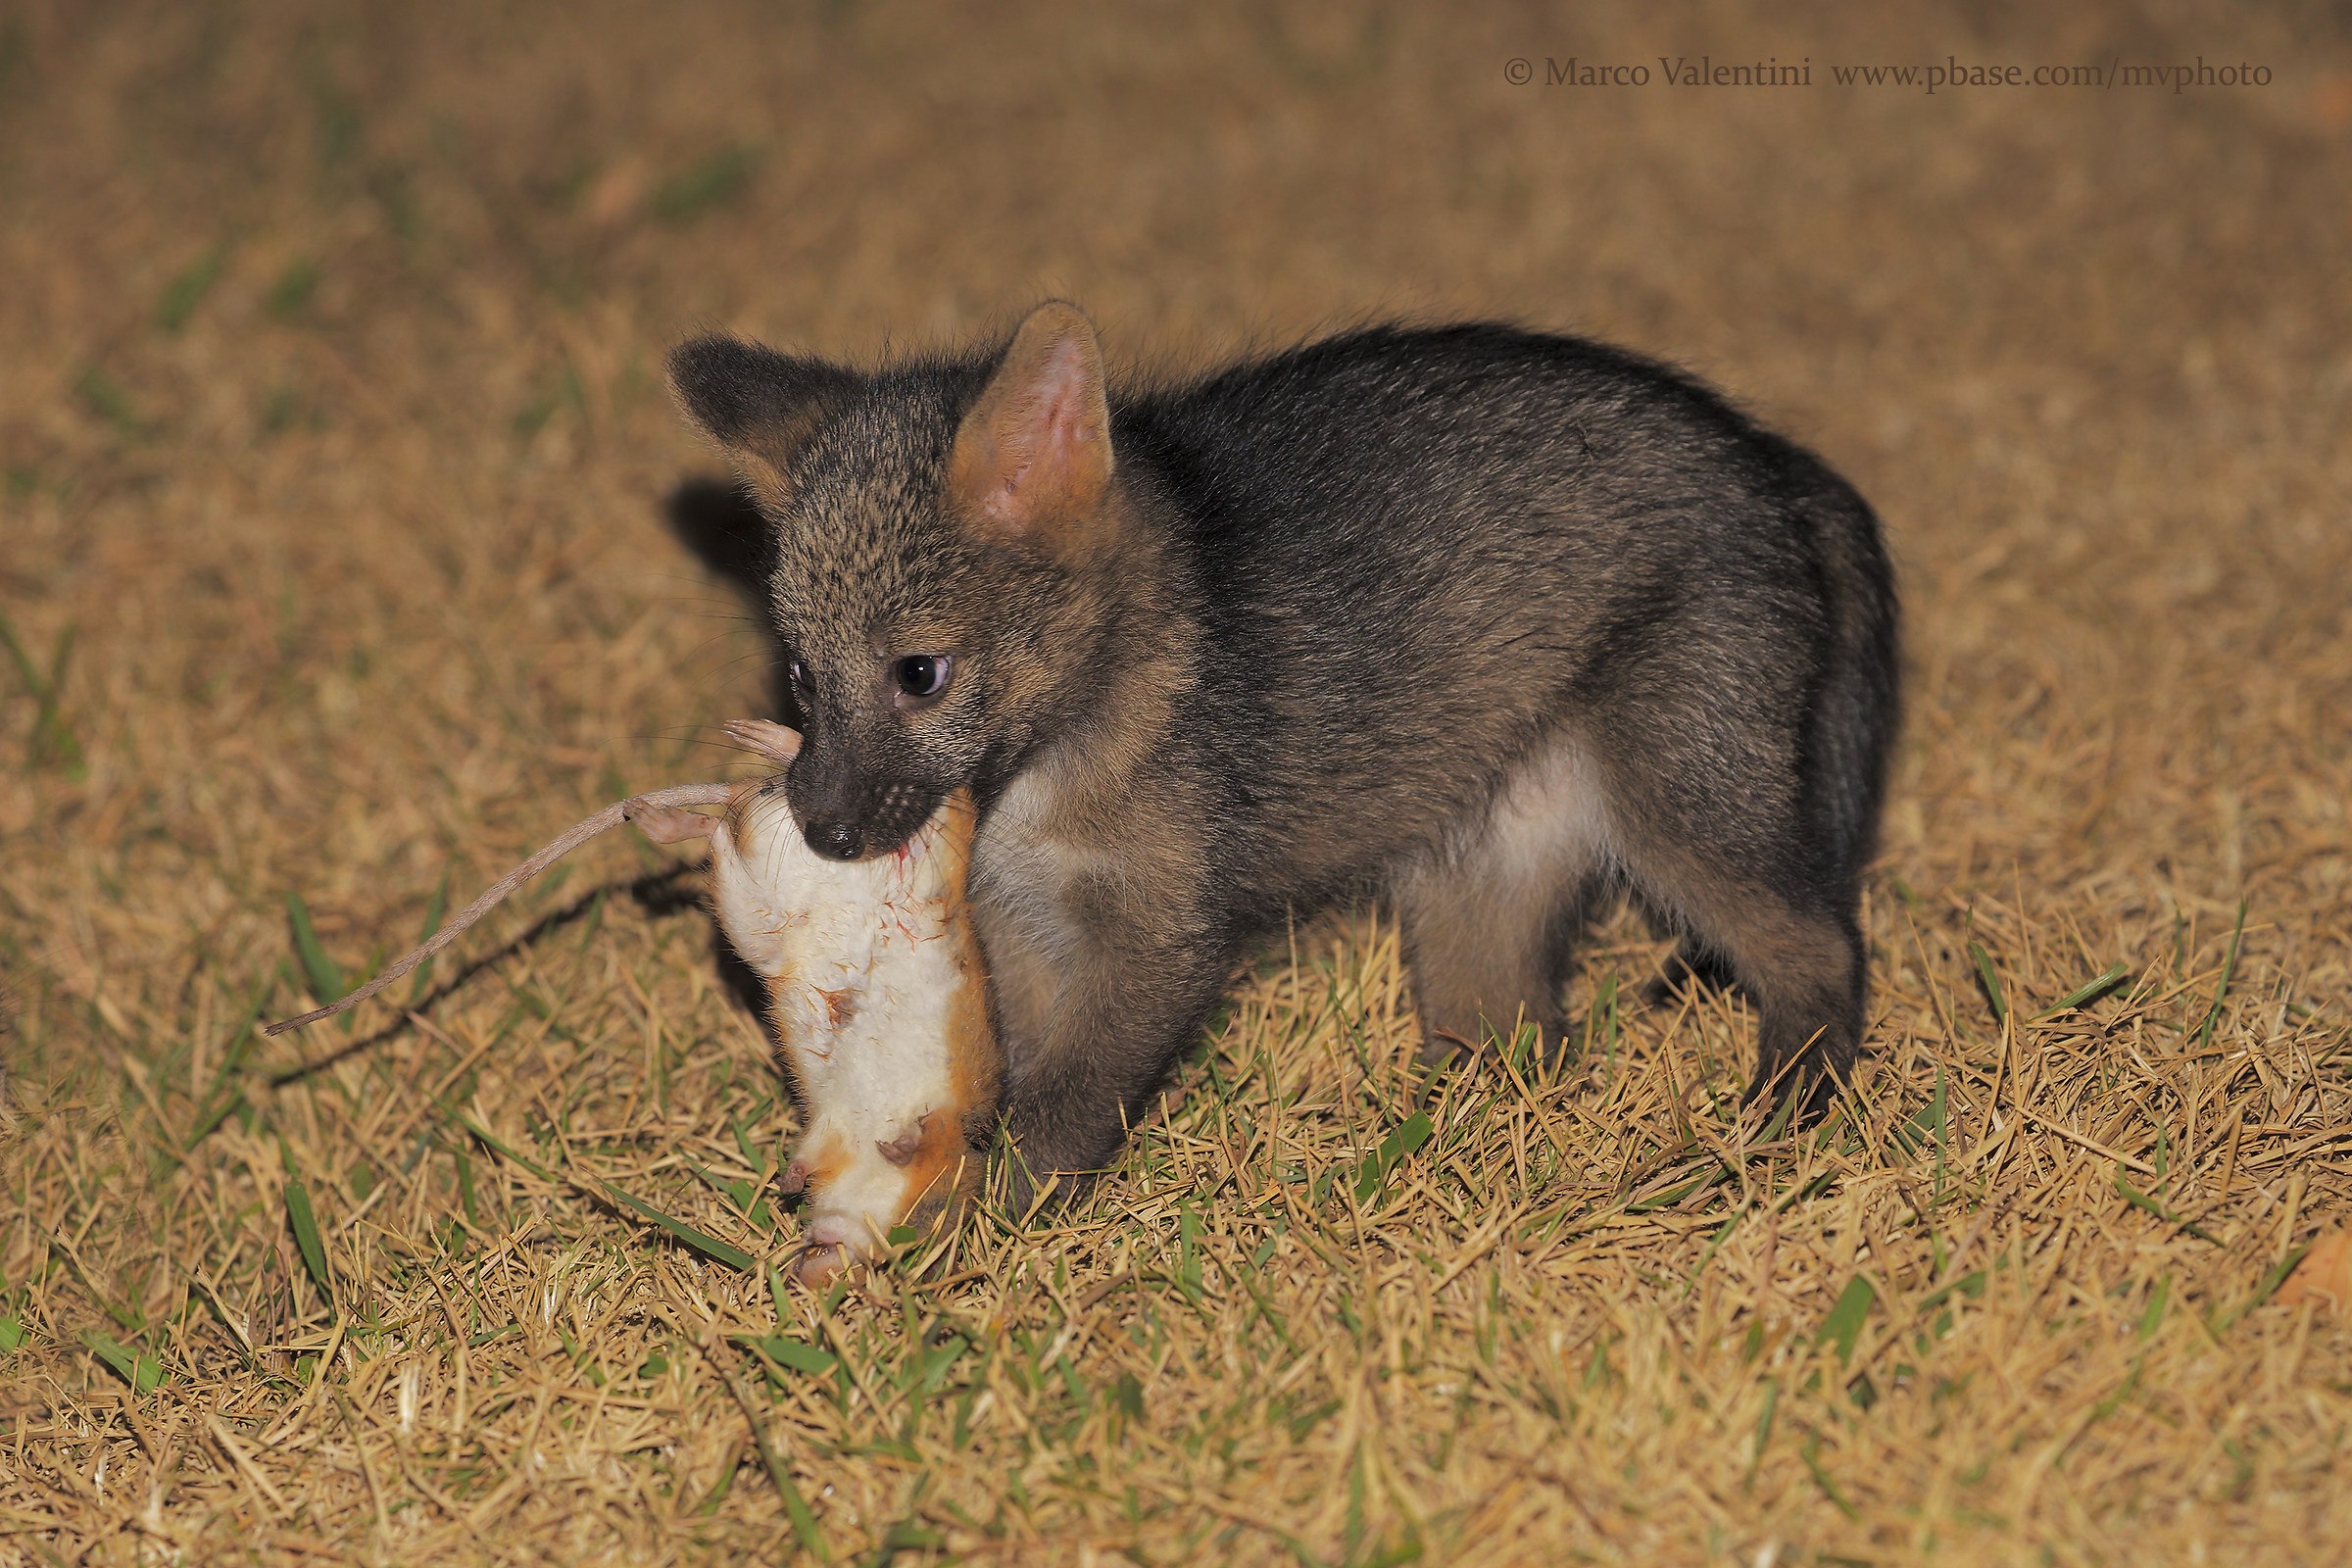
[2218,1244,2311,1332]
[33,623,82,772]
[0,609,42,698]
[1891,1071,1948,1159]
[2034,960,2132,1018]
[2115,1166,2221,1245]
[734,1332,836,1376]
[718,1348,829,1559]
[1352,1110,1434,1203]
[80,1330,132,1383]
[454,1144,484,1228]
[1914,1269,1986,1313]
[156,244,227,331]
[455,1115,555,1182]
[80,1330,166,1396]
[181,972,274,1156]
[598,1181,755,1273]
[1629,1165,1730,1212]
[2190,902,2248,1052]
[647,144,760,223]
[74,366,144,436]
[407,871,451,1003]
[1801,1436,1860,1520]
[1967,941,2006,1028]
[284,1178,332,1295]
[266,257,321,318]
[184,1092,250,1152]
[0,611,85,773]
[1816,1275,1875,1364]
[284,893,347,1005]
[1743,1376,1778,1490]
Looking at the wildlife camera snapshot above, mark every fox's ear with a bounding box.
[668,336,858,511]
[949,302,1114,554]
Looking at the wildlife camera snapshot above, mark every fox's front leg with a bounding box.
[984,888,1235,1198]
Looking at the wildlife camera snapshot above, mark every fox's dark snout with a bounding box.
[805,820,864,860]
[787,738,944,861]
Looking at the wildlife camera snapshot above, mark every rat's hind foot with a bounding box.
[792,1239,853,1287]
[626,801,716,845]
[722,717,803,767]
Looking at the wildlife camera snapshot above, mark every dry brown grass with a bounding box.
[5,1,2351,1562]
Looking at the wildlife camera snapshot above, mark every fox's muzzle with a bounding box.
[788,739,943,860]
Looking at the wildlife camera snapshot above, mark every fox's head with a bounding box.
[669,303,1135,860]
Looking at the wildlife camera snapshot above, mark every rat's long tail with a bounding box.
[264,783,735,1036]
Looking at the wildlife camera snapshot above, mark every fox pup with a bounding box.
[638,719,1000,1280]
[668,304,1899,1194]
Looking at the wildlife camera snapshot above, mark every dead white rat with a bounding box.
[647,720,1001,1283]
[268,718,1002,1284]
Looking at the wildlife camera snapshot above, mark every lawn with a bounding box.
[3,2,2349,1562]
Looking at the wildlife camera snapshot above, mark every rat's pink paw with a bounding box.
[793,1241,851,1287]
[627,802,714,846]
[723,718,803,766]
[794,1213,876,1286]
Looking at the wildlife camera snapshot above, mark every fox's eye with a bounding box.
[892,654,954,704]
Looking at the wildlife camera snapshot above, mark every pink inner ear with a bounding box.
[986,338,1102,520]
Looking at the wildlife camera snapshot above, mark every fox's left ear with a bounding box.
[668,335,858,512]
[949,302,1114,557]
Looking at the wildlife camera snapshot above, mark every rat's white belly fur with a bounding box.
[710,790,965,1252]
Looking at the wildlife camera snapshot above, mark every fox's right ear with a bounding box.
[949,302,1115,561]
[668,336,858,511]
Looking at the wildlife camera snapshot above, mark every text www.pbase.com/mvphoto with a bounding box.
[1503,53,2276,93]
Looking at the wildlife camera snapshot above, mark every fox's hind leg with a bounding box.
[1604,765,1867,1120]
[1396,733,1610,1066]
[1396,865,1576,1064]
[1672,881,1863,1119]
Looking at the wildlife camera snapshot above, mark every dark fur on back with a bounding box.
[1121,325,1896,911]
[670,310,1899,1191]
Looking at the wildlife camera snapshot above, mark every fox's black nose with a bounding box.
[806,820,863,860]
